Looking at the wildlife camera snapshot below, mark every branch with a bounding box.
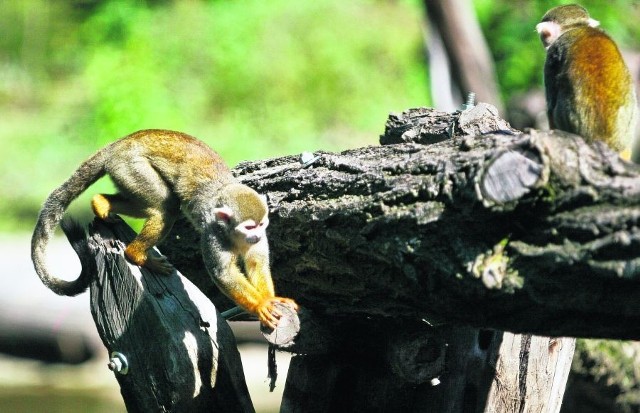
[161,106,640,340]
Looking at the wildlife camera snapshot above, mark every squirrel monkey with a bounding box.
[31,129,298,329]
[536,4,638,159]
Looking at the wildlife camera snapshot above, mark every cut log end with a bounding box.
[260,303,301,348]
[481,149,544,205]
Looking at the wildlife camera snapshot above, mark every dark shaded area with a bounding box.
[63,218,255,413]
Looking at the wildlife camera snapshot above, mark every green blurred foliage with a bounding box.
[0,0,428,231]
[1,0,639,232]
[474,0,640,99]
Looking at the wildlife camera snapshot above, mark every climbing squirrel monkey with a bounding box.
[31,129,298,329]
[536,4,638,159]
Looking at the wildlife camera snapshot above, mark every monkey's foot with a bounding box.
[256,297,299,330]
[125,246,174,275]
[144,255,175,275]
[100,213,119,223]
[91,194,114,221]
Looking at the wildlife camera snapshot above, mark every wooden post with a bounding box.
[279,324,574,413]
[483,333,575,413]
[72,218,255,413]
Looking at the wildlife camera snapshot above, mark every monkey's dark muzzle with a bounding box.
[246,235,261,245]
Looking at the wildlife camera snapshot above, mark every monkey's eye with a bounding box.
[538,28,552,45]
[243,221,259,230]
[535,21,560,48]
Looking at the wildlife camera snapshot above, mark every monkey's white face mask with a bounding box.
[213,206,269,245]
[536,17,599,49]
[236,218,269,245]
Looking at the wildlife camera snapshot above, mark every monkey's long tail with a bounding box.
[31,149,107,296]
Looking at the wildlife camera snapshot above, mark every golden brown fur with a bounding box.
[537,5,638,158]
[31,129,297,328]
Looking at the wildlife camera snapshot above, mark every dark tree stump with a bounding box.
[67,218,255,413]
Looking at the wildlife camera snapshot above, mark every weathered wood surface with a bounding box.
[483,334,575,413]
[162,106,640,340]
[66,218,255,413]
[278,327,574,413]
[152,105,639,412]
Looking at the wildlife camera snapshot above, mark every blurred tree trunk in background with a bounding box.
[423,0,503,113]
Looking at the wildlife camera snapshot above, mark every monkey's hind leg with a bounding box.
[91,194,117,222]
[91,193,147,222]
[125,208,178,275]
[101,160,179,274]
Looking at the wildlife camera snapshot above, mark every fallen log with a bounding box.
[162,106,640,340]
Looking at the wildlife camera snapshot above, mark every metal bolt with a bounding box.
[462,92,476,110]
[108,351,129,375]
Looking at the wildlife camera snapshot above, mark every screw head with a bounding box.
[108,351,129,375]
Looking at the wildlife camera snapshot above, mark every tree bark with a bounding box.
[162,106,640,341]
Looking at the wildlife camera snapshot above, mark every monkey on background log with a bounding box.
[536,4,638,160]
[31,129,298,329]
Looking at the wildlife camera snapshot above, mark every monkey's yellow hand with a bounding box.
[256,297,299,330]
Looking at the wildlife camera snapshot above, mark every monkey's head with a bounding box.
[536,4,600,49]
[214,183,269,248]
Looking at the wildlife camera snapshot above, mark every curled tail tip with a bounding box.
[30,217,93,297]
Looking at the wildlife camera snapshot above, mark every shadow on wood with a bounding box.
[63,217,255,413]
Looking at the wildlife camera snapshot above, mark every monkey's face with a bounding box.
[536,21,561,49]
[214,184,270,251]
[537,5,600,49]
[234,217,269,246]
[214,205,269,252]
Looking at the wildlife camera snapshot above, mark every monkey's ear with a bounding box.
[213,206,234,223]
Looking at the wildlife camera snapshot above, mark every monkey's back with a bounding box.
[545,26,636,150]
[105,129,236,201]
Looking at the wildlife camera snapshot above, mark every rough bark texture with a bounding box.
[162,106,640,341]
[154,105,640,412]
[80,219,255,413]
